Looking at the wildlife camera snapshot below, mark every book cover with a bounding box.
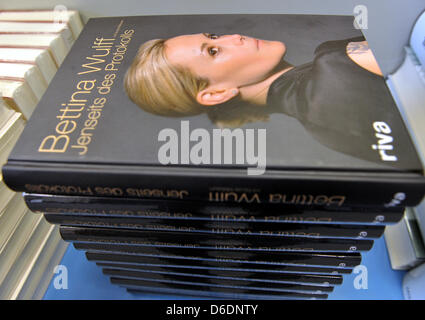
[2,14,425,207]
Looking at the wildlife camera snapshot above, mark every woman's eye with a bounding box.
[208,47,219,57]
[205,33,220,39]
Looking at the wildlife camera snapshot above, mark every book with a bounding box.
[102,268,334,294]
[15,226,67,300]
[0,211,43,287]
[60,225,374,252]
[0,176,15,214]
[96,262,343,286]
[44,213,385,239]
[111,277,329,300]
[0,217,54,299]
[1,14,424,207]
[86,251,352,275]
[0,112,24,166]
[0,47,58,83]
[0,193,28,252]
[0,33,67,66]
[74,242,361,267]
[0,10,83,40]
[0,98,17,128]
[0,21,75,49]
[0,62,48,100]
[0,80,38,119]
[24,193,405,225]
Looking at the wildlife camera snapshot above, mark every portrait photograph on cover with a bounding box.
[118,14,420,170]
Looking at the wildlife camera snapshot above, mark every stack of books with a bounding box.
[0,9,83,299]
[2,14,425,300]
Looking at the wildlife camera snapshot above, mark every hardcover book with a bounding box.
[86,251,353,275]
[60,225,374,252]
[74,242,362,267]
[44,213,385,239]
[96,262,343,285]
[102,268,334,294]
[24,193,405,225]
[115,277,329,300]
[2,14,425,207]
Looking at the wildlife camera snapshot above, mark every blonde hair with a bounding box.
[124,38,270,126]
[124,39,208,117]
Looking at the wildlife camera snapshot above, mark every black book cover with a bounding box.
[102,268,334,294]
[2,15,425,207]
[60,225,374,252]
[96,262,343,285]
[45,213,385,239]
[25,193,405,225]
[111,278,328,299]
[86,251,352,275]
[74,242,361,267]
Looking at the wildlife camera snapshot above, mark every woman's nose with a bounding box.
[219,34,244,45]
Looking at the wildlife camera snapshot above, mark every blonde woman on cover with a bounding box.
[125,33,399,163]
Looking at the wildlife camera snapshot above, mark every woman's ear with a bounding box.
[196,87,239,106]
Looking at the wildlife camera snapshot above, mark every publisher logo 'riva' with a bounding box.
[157,121,267,176]
[371,121,397,162]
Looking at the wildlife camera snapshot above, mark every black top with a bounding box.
[267,37,412,166]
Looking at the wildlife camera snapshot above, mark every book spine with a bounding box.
[102,268,334,294]
[96,262,343,285]
[73,242,361,268]
[24,194,405,225]
[4,162,425,207]
[44,213,384,239]
[59,226,374,252]
[86,251,352,275]
[113,277,329,300]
